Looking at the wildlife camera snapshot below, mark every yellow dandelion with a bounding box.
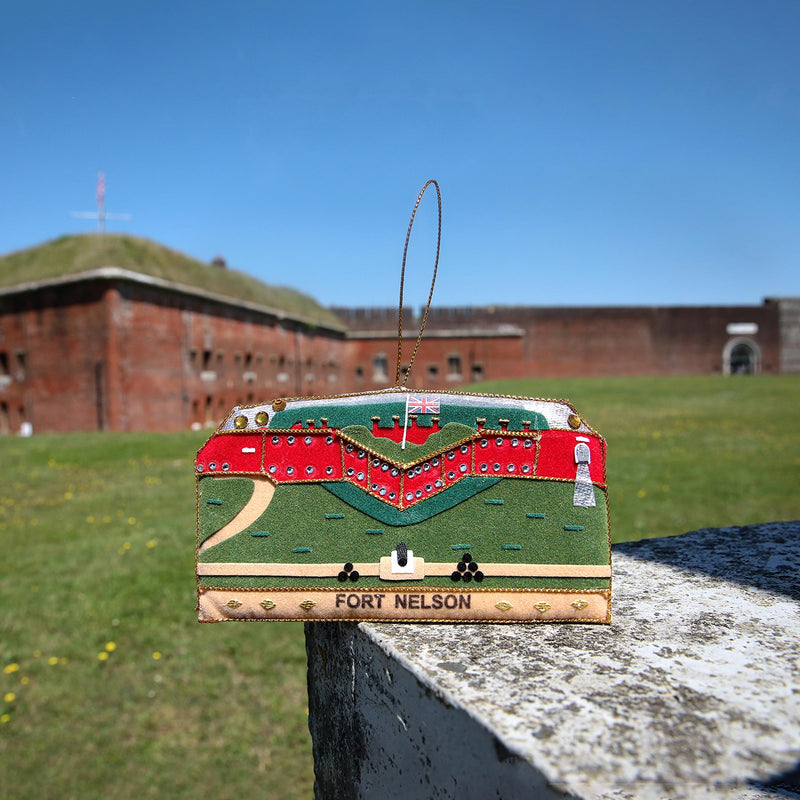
[152,651,162,660]
[128,517,136,526]
[123,541,131,550]
[146,540,157,549]
[0,714,10,724]
[86,515,95,524]
[102,515,111,523]
[63,491,73,500]
[105,642,116,652]
[33,650,41,658]
[20,677,29,686]
[4,692,15,703]
[637,489,647,499]
[97,652,109,662]
[47,656,59,666]
[3,663,19,674]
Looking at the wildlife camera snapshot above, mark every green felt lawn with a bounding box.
[200,477,609,589]
[198,477,610,590]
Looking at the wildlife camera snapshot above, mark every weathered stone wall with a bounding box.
[306,521,800,800]
[776,297,800,373]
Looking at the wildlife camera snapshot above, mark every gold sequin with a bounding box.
[571,599,589,610]
[299,599,316,611]
[567,414,581,429]
[233,415,248,429]
[225,599,243,609]
[255,411,269,426]
[534,601,551,613]
[260,599,276,611]
[272,398,287,411]
[495,601,513,612]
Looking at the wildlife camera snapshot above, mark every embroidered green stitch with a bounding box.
[251,531,270,537]
[325,513,345,519]
[526,512,546,519]
[365,529,384,535]
[564,525,584,531]
[206,499,223,505]
[502,544,522,550]
[484,499,504,506]
[451,544,472,550]
[292,547,312,553]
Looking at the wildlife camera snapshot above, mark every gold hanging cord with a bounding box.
[395,179,442,387]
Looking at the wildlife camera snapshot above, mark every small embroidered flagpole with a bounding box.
[401,391,411,450]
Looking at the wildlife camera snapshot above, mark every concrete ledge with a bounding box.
[306,521,800,799]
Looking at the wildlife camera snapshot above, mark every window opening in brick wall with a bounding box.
[94,361,105,431]
[0,352,8,376]
[447,354,462,379]
[0,402,9,435]
[204,396,215,427]
[471,363,484,381]
[373,353,388,381]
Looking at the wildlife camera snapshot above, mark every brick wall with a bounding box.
[0,278,346,434]
[335,302,782,383]
[0,283,790,435]
[0,281,110,433]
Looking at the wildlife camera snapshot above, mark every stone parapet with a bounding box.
[306,521,800,799]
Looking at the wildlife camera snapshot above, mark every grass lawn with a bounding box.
[1,375,798,797]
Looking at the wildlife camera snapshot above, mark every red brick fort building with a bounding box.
[0,234,797,433]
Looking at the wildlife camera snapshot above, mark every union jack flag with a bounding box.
[407,395,440,414]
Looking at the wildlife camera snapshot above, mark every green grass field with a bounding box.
[1,375,798,798]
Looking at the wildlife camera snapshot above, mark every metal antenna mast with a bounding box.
[71,172,132,233]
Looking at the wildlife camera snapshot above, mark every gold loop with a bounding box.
[395,179,442,387]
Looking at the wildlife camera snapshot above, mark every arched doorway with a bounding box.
[722,338,761,375]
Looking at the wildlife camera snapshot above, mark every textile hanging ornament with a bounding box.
[195,180,611,623]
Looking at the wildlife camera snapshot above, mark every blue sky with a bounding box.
[1,1,798,308]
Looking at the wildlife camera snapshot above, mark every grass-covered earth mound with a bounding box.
[0,233,343,329]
